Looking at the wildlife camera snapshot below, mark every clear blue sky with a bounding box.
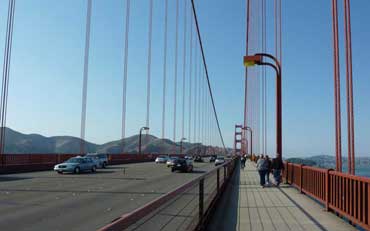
[0,0,370,157]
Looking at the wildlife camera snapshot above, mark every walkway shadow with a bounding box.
[206,161,240,231]
[278,188,328,231]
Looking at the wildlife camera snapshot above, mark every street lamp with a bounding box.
[243,126,253,156]
[139,126,149,155]
[180,138,186,155]
[244,53,282,160]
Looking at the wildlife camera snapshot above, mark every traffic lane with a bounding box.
[0,160,218,231]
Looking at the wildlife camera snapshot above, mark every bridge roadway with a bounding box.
[0,160,215,231]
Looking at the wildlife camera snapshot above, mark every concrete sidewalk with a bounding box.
[206,161,357,231]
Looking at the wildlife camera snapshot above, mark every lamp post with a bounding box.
[180,138,186,155]
[244,53,282,160]
[243,126,253,156]
[139,126,149,155]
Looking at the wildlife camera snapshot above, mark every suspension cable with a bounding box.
[146,0,153,132]
[188,12,193,143]
[181,0,187,141]
[80,0,92,154]
[193,43,198,142]
[190,0,226,150]
[173,0,179,141]
[0,0,15,155]
[161,0,168,139]
[121,0,131,149]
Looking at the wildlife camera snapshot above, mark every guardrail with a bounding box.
[98,158,237,231]
[283,162,370,230]
[0,153,184,174]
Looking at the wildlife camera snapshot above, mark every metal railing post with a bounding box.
[325,169,332,211]
[217,168,220,193]
[300,164,304,193]
[199,178,204,225]
[285,162,289,184]
[224,166,227,181]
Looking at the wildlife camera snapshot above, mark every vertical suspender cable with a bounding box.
[173,0,179,141]
[121,0,131,150]
[182,0,187,141]
[193,45,198,142]
[146,0,153,133]
[263,0,267,155]
[80,0,92,155]
[202,71,205,145]
[331,0,342,172]
[344,0,355,175]
[198,60,202,142]
[243,0,251,155]
[188,14,193,143]
[161,0,168,139]
[0,0,15,156]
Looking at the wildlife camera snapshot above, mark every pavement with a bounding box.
[0,160,216,231]
[207,161,357,231]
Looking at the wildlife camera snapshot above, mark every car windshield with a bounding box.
[66,158,82,163]
[217,157,225,160]
[159,156,167,158]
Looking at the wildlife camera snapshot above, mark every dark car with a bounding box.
[194,155,203,162]
[210,155,217,162]
[171,158,194,173]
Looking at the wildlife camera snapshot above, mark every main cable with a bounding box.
[190,0,226,150]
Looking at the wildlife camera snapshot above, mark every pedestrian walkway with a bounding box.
[207,161,357,231]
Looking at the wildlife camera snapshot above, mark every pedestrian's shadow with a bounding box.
[205,161,240,231]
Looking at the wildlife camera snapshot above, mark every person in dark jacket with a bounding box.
[271,157,284,186]
[265,155,272,185]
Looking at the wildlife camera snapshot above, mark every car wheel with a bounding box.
[92,166,96,173]
[57,171,63,174]
[74,167,80,174]
[102,162,107,169]
[171,168,174,172]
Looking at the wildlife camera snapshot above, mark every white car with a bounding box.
[215,156,225,166]
[155,155,169,164]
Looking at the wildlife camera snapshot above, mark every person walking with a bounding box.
[265,155,272,185]
[241,155,246,169]
[256,155,268,187]
[271,157,284,186]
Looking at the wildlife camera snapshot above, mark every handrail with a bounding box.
[98,158,236,231]
[284,161,370,230]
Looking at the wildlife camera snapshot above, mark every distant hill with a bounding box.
[287,155,370,169]
[285,158,316,166]
[2,127,224,155]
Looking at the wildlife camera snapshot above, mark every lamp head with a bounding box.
[243,55,262,67]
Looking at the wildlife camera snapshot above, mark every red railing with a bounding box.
[98,158,237,231]
[0,153,184,173]
[284,162,370,230]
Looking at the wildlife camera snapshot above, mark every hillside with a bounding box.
[2,127,221,154]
